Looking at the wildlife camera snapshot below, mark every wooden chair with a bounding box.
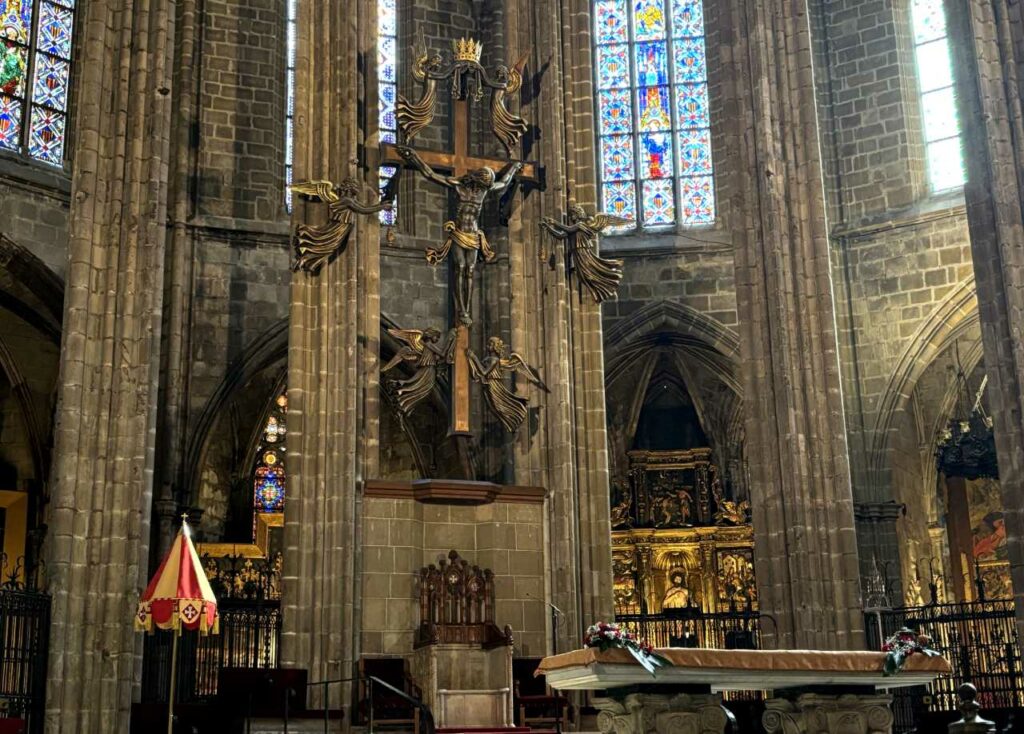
[358,656,422,730]
[512,657,569,733]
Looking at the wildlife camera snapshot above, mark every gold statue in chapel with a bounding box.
[381,327,457,416]
[290,179,392,274]
[467,337,548,433]
[540,201,630,303]
[397,145,523,325]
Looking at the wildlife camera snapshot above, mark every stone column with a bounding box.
[593,693,733,734]
[763,693,894,734]
[279,0,380,712]
[721,0,864,649]
[943,0,1024,648]
[44,0,176,729]
[504,0,616,654]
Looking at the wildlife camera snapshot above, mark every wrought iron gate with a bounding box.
[866,600,1023,732]
[0,587,50,734]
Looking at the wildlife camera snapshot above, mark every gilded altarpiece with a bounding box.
[611,449,756,618]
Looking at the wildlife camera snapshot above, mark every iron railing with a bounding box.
[142,600,282,703]
[0,587,50,734]
[615,608,764,650]
[866,600,1021,733]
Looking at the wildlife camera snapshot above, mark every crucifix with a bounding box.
[379,37,542,437]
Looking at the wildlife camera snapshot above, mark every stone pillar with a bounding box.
[763,693,894,734]
[43,0,176,729]
[279,0,380,712]
[504,0,615,654]
[721,0,864,649]
[593,693,733,734]
[943,0,1024,648]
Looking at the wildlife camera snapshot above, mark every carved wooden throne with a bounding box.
[411,550,514,728]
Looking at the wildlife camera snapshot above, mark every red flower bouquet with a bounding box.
[882,627,940,676]
[584,621,670,675]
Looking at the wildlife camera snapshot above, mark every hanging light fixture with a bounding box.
[935,345,998,480]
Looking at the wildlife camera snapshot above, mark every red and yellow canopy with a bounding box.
[135,520,219,634]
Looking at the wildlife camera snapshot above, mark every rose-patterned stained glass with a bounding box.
[31,53,68,110]
[601,135,634,181]
[633,0,666,40]
[1,0,74,163]
[596,0,628,44]
[671,0,703,38]
[285,0,296,209]
[37,1,72,58]
[911,0,964,191]
[676,83,708,127]
[378,0,397,225]
[642,179,675,224]
[28,104,62,162]
[254,466,286,513]
[679,176,714,225]
[603,181,637,228]
[597,45,629,89]
[594,0,715,229]
[0,95,21,150]
[599,89,633,134]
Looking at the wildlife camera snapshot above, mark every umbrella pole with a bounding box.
[168,629,179,734]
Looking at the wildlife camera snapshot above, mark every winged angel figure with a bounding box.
[381,327,456,416]
[290,179,392,274]
[540,202,631,303]
[467,337,548,433]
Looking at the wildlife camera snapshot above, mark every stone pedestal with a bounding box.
[410,643,513,727]
[593,692,733,734]
[763,693,894,734]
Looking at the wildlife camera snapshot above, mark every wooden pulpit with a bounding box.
[410,550,514,728]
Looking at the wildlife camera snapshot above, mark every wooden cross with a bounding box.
[380,98,541,437]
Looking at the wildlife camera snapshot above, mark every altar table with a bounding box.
[537,648,951,734]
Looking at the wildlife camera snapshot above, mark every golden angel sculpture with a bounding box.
[467,337,548,433]
[381,327,456,416]
[290,179,392,274]
[540,201,630,303]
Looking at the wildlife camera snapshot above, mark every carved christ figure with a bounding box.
[381,327,456,416]
[290,179,392,274]
[466,336,548,433]
[397,145,523,325]
[540,201,630,303]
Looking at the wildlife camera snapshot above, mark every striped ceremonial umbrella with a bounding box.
[136,515,219,734]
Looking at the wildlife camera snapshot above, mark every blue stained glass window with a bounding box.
[1,0,75,162]
[911,0,964,191]
[594,0,715,228]
[378,0,397,225]
[253,392,289,520]
[285,0,296,210]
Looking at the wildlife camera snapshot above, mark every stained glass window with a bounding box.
[284,0,296,211]
[253,392,288,517]
[594,0,715,230]
[912,0,964,192]
[1,0,76,164]
[378,0,397,226]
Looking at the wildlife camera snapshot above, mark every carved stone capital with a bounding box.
[593,692,732,734]
[763,693,894,734]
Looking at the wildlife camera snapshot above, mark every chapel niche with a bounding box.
[610,369,756,626]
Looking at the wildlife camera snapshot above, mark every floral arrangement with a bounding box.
[584,621,670,675]
[882,627,940,676]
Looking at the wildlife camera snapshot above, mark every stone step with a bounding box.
[244,716,344,734]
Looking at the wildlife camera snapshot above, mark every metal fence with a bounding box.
[141,601,282,703]
[615,608,764,650]
[0,588,50,734]
[865,600,1022,732]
